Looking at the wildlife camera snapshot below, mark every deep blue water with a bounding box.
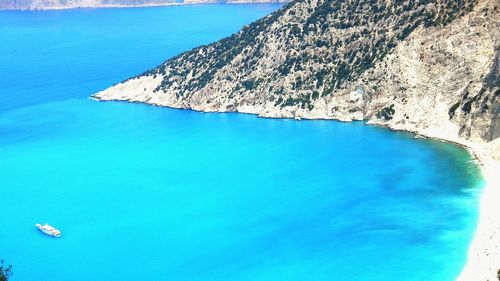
[0,5,483,281]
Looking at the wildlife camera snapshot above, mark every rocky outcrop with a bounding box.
[94,0,499,158]
[0,0,287,10]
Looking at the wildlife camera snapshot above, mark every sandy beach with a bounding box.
[456,140,500,281]
[414,131,500,281]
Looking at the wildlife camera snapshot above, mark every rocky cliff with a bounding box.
[94,0,499,158]
[0,0,287,10]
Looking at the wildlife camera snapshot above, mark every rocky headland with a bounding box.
[92,0,499,279]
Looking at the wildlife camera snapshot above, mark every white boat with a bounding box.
[36,223,61,237]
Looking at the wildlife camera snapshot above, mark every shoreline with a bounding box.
[290,116,500,281]
[93,96,499,280]
[393,126,499,281]
[455,143,499,281]
[0,2,284,11]
[0,3,181,11]
[390,127,499,281]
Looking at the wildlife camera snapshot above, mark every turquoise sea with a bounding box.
[0,4,484,281]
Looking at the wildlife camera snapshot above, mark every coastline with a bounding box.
[389,125,499,281]
[93,95,499,281]
[89,0,499,276]
[311,118,500,281]
[455,141,500,281]
[0,1,284,11]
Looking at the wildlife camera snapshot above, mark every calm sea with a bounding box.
[0,4,483,281]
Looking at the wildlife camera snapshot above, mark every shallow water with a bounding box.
[0,5,483,281]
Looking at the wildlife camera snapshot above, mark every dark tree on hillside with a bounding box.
[0,260,12,281]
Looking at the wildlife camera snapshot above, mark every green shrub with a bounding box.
[0,260,12,281]
[376,104,396,120]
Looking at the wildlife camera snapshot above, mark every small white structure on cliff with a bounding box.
[350,86,365,102]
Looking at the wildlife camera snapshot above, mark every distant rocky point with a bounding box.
[0,0,286,10]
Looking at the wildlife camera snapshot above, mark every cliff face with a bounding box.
[94,0,499,156]
[0,0,287,10]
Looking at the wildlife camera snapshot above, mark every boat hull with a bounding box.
[36,223,61,238]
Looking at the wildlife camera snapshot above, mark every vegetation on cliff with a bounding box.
[144,0,477,108]
[0,260,12,281]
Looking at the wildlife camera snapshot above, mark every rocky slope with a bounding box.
[94,0,499,159]
[0,0,286,10]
